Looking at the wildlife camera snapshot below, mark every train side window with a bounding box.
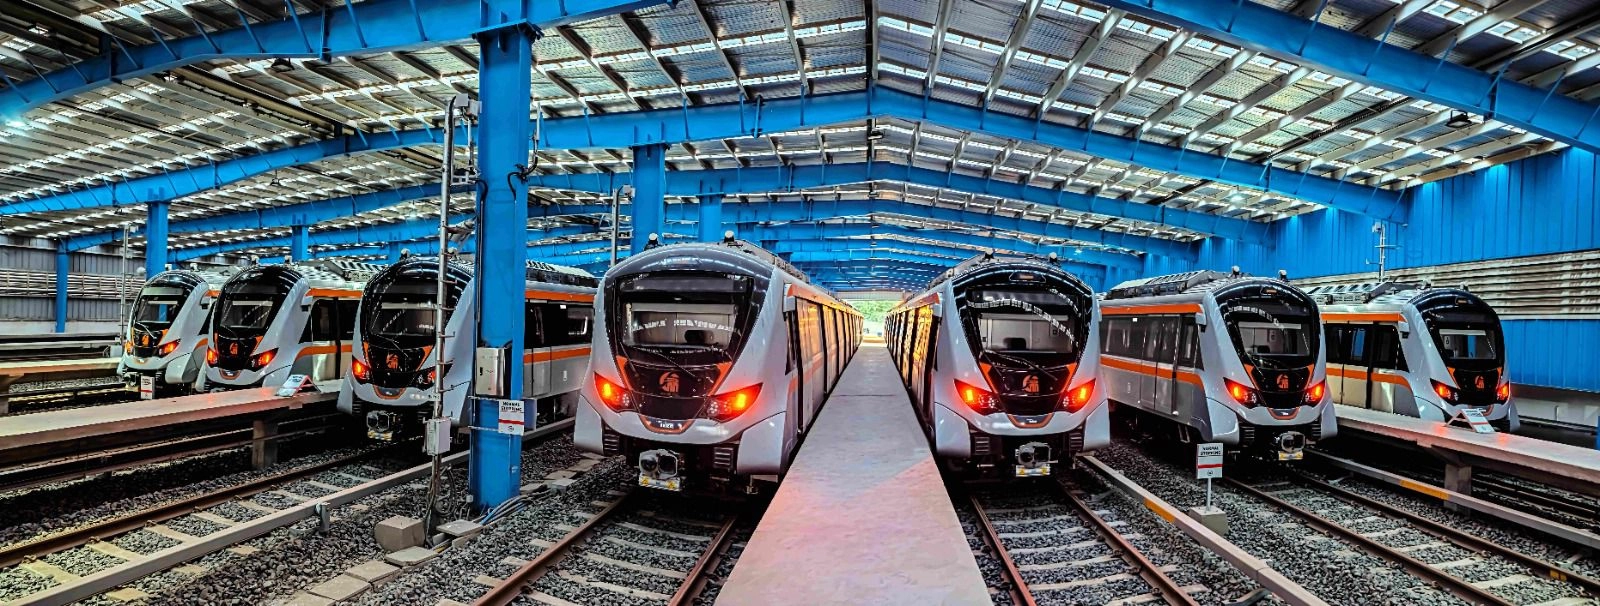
[336,300,359,340]
[1148,317,1177,362]
[1348,327,1368,364]
[1126,318,1149,360]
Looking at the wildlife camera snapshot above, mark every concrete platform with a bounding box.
[717,344,990,606]
[0,387,335,470]
[0,356,120,413]
[1336,406,1600,499]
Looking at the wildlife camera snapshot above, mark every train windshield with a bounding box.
[1419,296,1504,370]
[215,282,289,336]
[131,285,190,329]
[1219,299,1318,371]
[962,289,1087,369]
[362,273,464,349]
[615,273,755,366]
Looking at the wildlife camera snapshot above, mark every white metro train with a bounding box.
[1100,270,1336,460]
[574,240,862,493]
[339,257,598,439]
[1305,282,1519,431]
[886,253,1108,478]
[119,267,236,397]
[204,260,380,390]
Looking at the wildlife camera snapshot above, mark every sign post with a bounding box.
[1196,443,1224,509]
[1448,408,1496,434]
[496,400,526,436]
[1187,442,1230,535]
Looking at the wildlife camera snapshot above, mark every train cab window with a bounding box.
[614,273,755,367]
[130,286,188,330]
[1176,319,1201,368]
[1368,325,1407,371]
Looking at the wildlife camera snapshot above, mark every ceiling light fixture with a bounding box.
[1446,112,1474,129]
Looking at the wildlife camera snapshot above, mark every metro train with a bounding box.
[119,267,237,397]
[574,239,862,493]
[339,256,598,440]
[1100,270,1336,460]
[1305,282,1519,431]
[204,259,380,390]
[886,253,1108,478]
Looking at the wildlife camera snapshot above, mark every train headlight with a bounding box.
[595,374,632,411]
[1224,378,1260,407]
[352,358,371,382]
[708,383,762,422]
[158,340,181,357]
[250,349,277,370]
[1061,379,1096,413]
[205,348,219,365]
[1302,381,1326,405]
[1431,380,1459,403]
[955,379,1000,414]
[1496,382,1510,402]
[413,365,446,389]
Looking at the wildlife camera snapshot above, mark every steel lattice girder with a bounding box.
[65,183,462,251]
[67,173,1203,259]
[747,222,1140,269]
[17,88,1404,221]
[771,240,1110,275]
[524,162,1267,242]
[0,0,671,120]
[1096,0,1600,156]
[172,221,597,261]
[749,216,1192,260]
[539,198,1200,260]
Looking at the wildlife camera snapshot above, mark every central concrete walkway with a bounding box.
[717,343,991,605]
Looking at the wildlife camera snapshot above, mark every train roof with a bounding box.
[925,252,1084,290]
[610,240,852,309]
[221,258,383,291]
[1104,270,1254,300]
[150,266,237,289]
[386,255,598,288]
[1303,281,1476,307]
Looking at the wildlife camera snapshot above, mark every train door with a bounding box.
[918,308,939,423]
[786,303,809,434]
[1366,324,1406,414]
[304,298,347,382]
[1148,317,1179,413]
[820,307,834,394]
[803,302,826,423]
[1330,325,1371,409]
[336,299,358,378]
[524,302,551,398]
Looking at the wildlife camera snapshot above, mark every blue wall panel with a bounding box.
[1149,148,1600,392]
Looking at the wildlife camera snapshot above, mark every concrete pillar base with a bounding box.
[251,418,279,470]
[1186,505,1230,536]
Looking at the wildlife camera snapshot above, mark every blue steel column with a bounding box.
[386,243,404,263]
[468,24,534,512]
[54,242,68,333]
[630,143,666,252]
[144,201,169,277]
[698,193,723,242]
[289,225,310,262]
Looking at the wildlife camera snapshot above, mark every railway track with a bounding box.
[968,484,1202,606]
[0,419,572,605]
[475,489,743,606]
[1230,473,1600,606]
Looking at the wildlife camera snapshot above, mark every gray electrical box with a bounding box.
[424,417,452,455]
[474,346,508,397]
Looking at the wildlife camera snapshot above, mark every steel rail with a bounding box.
[7,418,574,605]
[967,494,1037,606]
[1058,485,1200,606]
[668,511,742,606]
[473,490,634,606]
[1226,477,1517,606]
[0,441,395,568]
[1291,471,1600,597]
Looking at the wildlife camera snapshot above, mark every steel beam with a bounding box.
[748,222,1139,269]
[1095,0,1600,155]
[468,24,534,513]
[144,200,169,278]
[54,241,68,334]
[631,143,667,252]
[0,0,669,119]
[289,225,309,262]
[699,194,724,242]
[526,161,1267,244]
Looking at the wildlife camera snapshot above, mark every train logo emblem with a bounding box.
[229,343,239,355]
[1276,373,1290,390]
[1022,374,1040,394]
[386,353,401,370]
[659,372,681,394]
[1475,376,1485,390]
